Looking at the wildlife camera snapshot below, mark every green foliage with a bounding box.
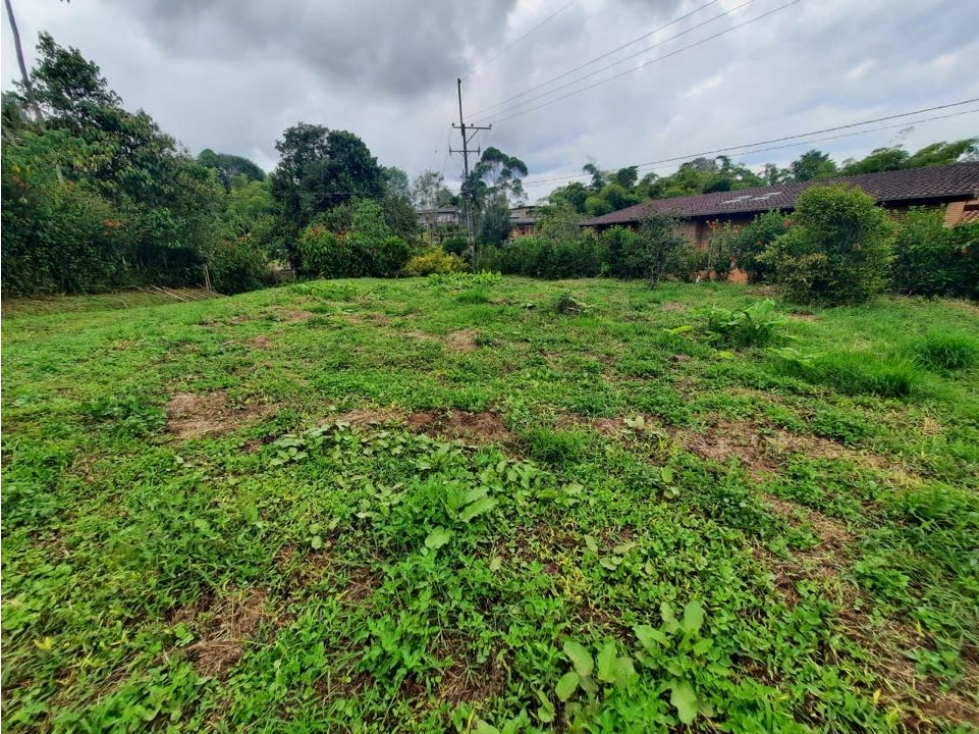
[636,211,687,287]
[404,247,468,276]
[521,427,585,466]
[892,208,978,298]
[475,199,512,248]
[197,149,266,190]
[701,298,789,347]
[207,238,272,295]
[785,350,921,397]
[671,244,709,283]
[600,226,644,278]
[790,149,838,181]
[479,235,606,279]
[728,210,789,283]
[910,330,979,372]
[764,185,894,305]
[4,278,979,733]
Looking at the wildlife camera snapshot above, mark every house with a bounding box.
[581,162,979,247]
[509,205,538,237]
[416,207,462,228]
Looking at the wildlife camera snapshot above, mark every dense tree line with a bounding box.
[546,140,978,218]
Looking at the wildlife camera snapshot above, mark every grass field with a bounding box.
[2,276,978,733]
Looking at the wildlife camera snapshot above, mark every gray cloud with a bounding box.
[3,0,978,201]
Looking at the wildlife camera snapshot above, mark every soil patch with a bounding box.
[180,589,268,678]
[271,307,314,322]
[166,391,269,440]
[334,408,404,426]
[250,336,272,349]
[683,421,779,476]
[408,409,511,445]
[445,329,477,353]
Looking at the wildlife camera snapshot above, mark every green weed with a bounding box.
[910,330,979,372]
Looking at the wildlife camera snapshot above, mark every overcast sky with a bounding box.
[3,0,978,201]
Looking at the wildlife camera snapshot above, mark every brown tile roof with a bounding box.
[582,162,979,227]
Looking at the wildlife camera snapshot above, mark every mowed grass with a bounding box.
[2,277,978,733]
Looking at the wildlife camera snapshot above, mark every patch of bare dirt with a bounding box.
[408,409,511,445]
[660,302,687,312]
[683,421,779,477]
[333,408,403,426]
[250,336,272,349]
[180,589,268,678]
[166,391,270,440]
[445,328,478,353]
[435,644,506,705]
[787,312,819,322]
[343,565,382,605]
[271,307,314,322]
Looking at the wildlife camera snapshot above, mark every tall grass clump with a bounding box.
[910,330,979,372]
[780,351,921,398]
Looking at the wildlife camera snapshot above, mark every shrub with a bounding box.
[701,299,789,348]
[207,238,271,294]
[703,220,734,281]
[443,235,469,256]
[910,330,979,372]
[601,226,643,278]
[729,210,788,283]
[672,245,709,282]
[636,211,686,288]
[891,210,979,299]
[404,247,467,277]
[297,225,369,278]
[373,235,412,277]
[478,236,604,279]
[763,185,894,305]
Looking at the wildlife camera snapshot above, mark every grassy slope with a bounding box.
[2,277,978,733]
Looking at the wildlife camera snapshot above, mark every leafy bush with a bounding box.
[373,235,412,277]
[891,209,978,298]
[910,330,979,372]
[442,235,469,256]
[601,226,644,279]
[478,236,605,279]
[207,238,272,294]
[636,212,686,288]
[672,245,709,283]
[404,247,468,276]
[701,299,788,347]
[762,185,894,305]
[1,173,131,295]
[298,225,369,278]
[729,211,788,283]
[702,221,734,281]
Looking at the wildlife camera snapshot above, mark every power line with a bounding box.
[477,0,803,127]
[472,0,756,124]
[464,0,577,80]
[520,104,979,190]
[470,0,726,118]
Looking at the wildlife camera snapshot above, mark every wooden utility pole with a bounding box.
[450,78,490,250]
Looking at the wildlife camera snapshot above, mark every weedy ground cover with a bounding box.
[2,279,978,732]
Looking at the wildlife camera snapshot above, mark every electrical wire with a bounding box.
[520,105,979,190]
[477,0,803,127]
[464,0,577,80]
[470,0,728,118]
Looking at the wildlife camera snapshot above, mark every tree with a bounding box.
[382,166,410,200]
[3,0,45,125]
[411,170,453,209]
[840,146,909,175]
[790,149,837,182]
[476,199,512,247]
[636,211,686,288]
[269,123,383,233]
[198,149,266,190]
[761,163,790,186]
[905,138,978,167]
[583,162,607,192]
[473,146,528,204]
[547,181,589,213]
[763,184,894,305]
